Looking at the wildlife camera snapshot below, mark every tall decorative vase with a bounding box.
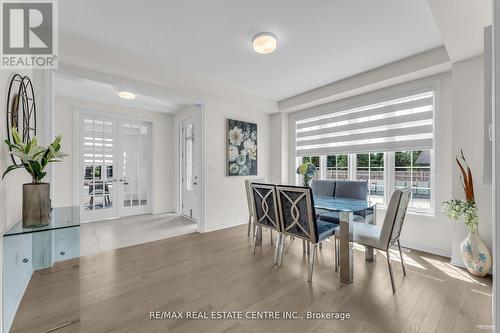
[303,176,312,187]
[460,230,491,277]
[22,183,51,228]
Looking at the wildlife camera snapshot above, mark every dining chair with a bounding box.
[319,180,370,224]
[310,180,336,216]
[275,185,338,282]
[251,183,282,265]
[352,188,411,293]
[245,178,267,238]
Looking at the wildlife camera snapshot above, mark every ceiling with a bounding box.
[55,74,197,113]
[427,0,491,62]
[59,0,443,101]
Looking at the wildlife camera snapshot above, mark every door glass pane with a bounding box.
[184,123,193,192]
[81,117,114,214]
[121,121,150,209]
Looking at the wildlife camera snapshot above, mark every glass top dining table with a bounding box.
[313,195,377,284]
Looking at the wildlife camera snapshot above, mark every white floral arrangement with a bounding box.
[442,199,478,233]
[227,120,257,176]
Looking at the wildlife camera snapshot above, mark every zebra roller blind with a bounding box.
[295,90,434,156]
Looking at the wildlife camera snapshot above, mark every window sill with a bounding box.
[375,205,435,217]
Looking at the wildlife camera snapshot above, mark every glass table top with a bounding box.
[313,195,376,213]
[4,206,80,237]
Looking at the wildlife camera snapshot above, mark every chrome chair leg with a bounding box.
[308,244,318,282]
[278,235,286,266]
[397,240,406,276]
[252,225,259,254]
[270,230,273,245]
[335,237,339,270]
[303,239,306,254]
[247,215,252,237]
[387,250,396,293]
[333,237,338,272]
[273,234,282,265]
[307,241,311,255]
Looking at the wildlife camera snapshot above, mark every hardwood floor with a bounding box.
[11,225,492,333]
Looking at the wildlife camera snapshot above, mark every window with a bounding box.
[292,86,436,214]
[326,155,348,180]
[356,153,384,204]
[395,150,431,211]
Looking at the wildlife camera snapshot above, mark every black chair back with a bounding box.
[276,185,318,243]
[251,183,281,232]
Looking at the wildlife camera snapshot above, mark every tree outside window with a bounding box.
[326,155,348,180]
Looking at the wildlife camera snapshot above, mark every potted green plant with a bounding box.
[296,161,316,187]
[2,128,66,228]
[442,150,491,277]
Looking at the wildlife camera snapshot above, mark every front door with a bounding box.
[78,112,152,222]
[181,116,200,221]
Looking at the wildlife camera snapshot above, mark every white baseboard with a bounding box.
[204,217,248,232]
[399,240,452,258]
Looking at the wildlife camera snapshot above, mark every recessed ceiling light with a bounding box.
[252,32,277,54]
[118,91,135,100]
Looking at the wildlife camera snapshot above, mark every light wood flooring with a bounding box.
[11,225,492,333]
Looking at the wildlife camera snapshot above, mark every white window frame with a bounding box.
[289,76,442,216]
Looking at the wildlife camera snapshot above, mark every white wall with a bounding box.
[53,95,176,214]
[451,56,492,264]
[271,113,289,184]
[201,95,271,231]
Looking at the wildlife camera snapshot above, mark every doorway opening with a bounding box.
[46,68,204,253]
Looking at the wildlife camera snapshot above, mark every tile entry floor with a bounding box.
[80,213,198,256]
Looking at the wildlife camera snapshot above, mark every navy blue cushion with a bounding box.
[316,220,338,242]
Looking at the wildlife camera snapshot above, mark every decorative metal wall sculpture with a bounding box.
[6,74,37,165]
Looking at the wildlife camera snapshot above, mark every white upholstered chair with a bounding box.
[352,188,411,293]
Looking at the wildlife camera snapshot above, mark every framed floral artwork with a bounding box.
[226,119,257,176]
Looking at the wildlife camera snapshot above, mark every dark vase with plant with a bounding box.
[2,128,66,228]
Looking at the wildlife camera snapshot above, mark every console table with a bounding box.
[3,207,80,333]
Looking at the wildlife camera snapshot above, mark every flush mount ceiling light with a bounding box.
[118,91,136,100]
[252,32,277,54]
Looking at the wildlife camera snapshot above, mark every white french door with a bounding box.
[78,111,152,222]
[117,119,152,217]
[181,116,201,221]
